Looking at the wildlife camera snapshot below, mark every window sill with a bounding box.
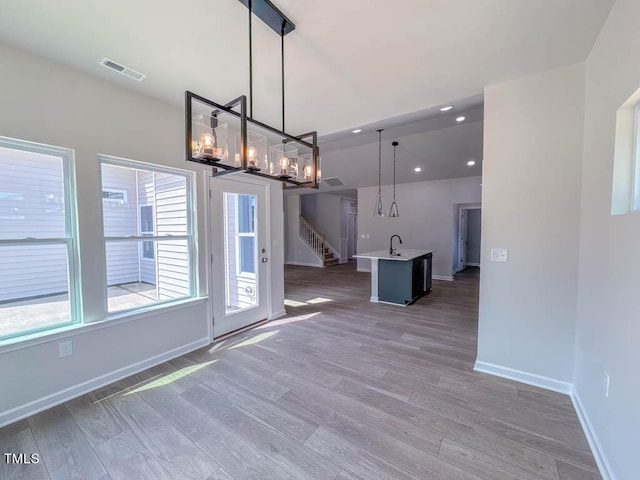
[0,296,208,355]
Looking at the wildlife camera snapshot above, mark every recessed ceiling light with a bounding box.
[456,116,466,122]
[440,106,453,112]
[467,160,476,166]
[352,129,362,134]
[414,167,422,173]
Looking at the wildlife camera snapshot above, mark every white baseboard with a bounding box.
[285,261,322,268]
[433,275,454,281]
[0,337,210,429]
[571,389,616,480]
[357,268,371,273]
[473,360,572,394]
[465,262,480,267]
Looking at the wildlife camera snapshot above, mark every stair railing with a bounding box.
[299,215,327,265]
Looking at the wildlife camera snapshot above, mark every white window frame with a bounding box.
[98,155,197,315]
[235,194,256,278]
[0,136,81,342]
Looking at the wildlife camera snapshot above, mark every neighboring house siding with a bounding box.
[137,171,156,285]
[102,165,139,286]
[155,174,189,300]
[0,151,68,301]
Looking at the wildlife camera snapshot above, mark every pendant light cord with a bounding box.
[248,0,253,118]
[393,143,397,201]
[377,129,383,196]
[281,24,286,131]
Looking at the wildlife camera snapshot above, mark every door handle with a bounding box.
[261,258,269,263]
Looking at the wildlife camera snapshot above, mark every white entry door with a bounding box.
[210,177,269,338]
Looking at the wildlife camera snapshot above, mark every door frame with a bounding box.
[346,212,358,259]
[457,204,481,273]
[206,174,273,341]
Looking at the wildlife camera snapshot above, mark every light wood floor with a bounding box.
[0,263,600,480]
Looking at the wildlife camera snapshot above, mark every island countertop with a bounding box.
[354,249,434,262]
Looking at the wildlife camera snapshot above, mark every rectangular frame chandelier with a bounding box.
[186,91,319,188]
[185,0,320,189]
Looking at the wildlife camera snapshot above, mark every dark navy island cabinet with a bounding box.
[378,252,432,305]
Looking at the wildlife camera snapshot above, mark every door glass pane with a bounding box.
[223,193,258,314]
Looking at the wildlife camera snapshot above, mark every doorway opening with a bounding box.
[455,204,482,274]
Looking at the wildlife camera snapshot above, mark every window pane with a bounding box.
[0,244,72,338]
[239,236,256,274]
[106,239,190,313]
[238,194,255,233]
[142,238,155,260]
[140,205,153,233]
[101,164,188,237]
[0,146,66,239]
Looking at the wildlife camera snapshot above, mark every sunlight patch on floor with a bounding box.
[284,297,333,307]
[284,299,307,307]
[124,361,217,395]
[256,311,321,329]
[228,331,278,349]
[306,297,332,304]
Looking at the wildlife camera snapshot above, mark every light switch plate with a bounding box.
[491,248,508,262]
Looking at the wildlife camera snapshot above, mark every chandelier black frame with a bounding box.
[185,0,319,189]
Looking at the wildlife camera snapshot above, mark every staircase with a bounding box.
[299,215,339,267]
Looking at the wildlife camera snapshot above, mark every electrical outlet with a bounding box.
[59,340,73,358]
[491,248,508,262]
[604,372,610,398]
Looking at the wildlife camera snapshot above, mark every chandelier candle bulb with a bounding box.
[191,113,228,162]
[303,164,313,182]
[247,146,258,168]
[270,142,297,179]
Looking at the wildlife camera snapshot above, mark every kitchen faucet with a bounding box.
[389,234,403,255]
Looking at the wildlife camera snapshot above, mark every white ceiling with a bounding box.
[310,113,484,194]
[0,0,613,137]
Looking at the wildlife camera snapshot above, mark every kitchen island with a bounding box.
[354,249,433,306]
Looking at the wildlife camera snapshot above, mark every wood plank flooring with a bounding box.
[0,263,600,480]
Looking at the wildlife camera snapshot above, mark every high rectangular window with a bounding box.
[0,137,79,341]
[100,157,196,313]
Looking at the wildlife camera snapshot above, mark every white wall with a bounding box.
[0,42,283,423]
[477,63,585,385]
[574,1,640,478]
[357,176,482,279]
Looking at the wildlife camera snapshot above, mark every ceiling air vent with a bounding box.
[323,177,344,187]
[99,57,147,82]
